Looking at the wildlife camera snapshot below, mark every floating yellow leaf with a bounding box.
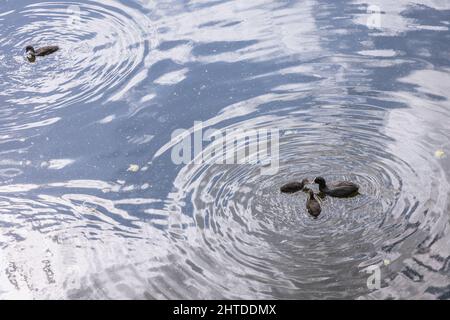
[127,164,140,172]
[383,259,390,266]
[435,149,445,159]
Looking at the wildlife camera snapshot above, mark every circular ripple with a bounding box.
[157,105,449,299]
[0,1,158,130]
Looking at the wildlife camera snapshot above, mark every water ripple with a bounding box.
[0,0,157,131]
[0,0,450,299]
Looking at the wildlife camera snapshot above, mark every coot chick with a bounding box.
[314,176,359,198]
[280,178,309,194]
[26,45,59,62]
[306,189,321,218]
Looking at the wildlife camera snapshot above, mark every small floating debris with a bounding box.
[259,158,272,167]
[282,130,297,136]
[248,158,271,166]
[127,164,140,172]
[434,149,445,159]
[383,259,391,266]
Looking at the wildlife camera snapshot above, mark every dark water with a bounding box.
[1,0,450,299]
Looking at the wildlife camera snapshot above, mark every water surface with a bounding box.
[0,0,450,299]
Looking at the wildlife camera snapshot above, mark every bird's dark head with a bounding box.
[308,189,315,197]
[314,176,326,187]
[25,46,35,53]
[25,46,36,62]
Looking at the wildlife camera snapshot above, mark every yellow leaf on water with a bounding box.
[383,259,391,266]
[127,164,140,172]
[434,149,445,159]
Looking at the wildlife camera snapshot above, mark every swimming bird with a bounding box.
[313,176,359,198]
[280,179,309,194]
[306,189,321,218]
[25,45,59,62]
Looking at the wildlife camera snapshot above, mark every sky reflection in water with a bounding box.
[0,0,450,299]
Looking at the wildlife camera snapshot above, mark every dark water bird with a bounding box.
[314,176,359,198]
[306,189,321,218]
[25,45,59,62]
[280,179,309,193]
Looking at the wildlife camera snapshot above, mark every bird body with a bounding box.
[25,45,59,62]
[314,177,359,198]
[280,179,309,194]
[306,190,321,218]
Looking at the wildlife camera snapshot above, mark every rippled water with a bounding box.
[1,0,450,299]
